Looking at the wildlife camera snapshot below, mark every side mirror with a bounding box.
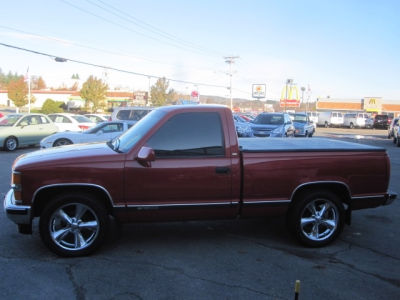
[137,146,155,167]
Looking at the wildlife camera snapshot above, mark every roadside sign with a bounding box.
[252,84,266,99]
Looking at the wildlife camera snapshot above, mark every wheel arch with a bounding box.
[289,181,351,209]
[32,184,114,217]
[53,138,73,146]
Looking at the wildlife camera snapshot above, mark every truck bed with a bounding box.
[239,137,386,152]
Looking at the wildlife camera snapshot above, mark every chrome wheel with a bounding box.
[49,203,99,252]
[5,137,18,151]
[300,199,338,242]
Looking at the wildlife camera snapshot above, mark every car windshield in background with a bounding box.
[0,114,21,126]
[114,109,167,152]
[293,114,307,123]
[71,115,92,123]
[253,114,284,125]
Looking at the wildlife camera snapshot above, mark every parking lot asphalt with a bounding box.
[0,127,399,300]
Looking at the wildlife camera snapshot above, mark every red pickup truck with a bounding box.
[4,105,396,256]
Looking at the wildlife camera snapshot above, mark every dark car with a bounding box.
[250,112,295,137]
[373,114,389,129]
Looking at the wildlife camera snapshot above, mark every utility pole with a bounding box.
[301,86,305,113]
[224,56,239,110]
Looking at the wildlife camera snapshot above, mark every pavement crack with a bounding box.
[66,264,86,300]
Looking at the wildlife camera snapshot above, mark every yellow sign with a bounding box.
[280,85,300,107]
[363,97,382,112]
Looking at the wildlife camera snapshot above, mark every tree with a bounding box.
[41,98,64,114]
[7,78,28,108]
[80,76,108,112]
[150,77,176,106]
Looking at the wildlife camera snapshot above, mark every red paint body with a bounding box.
[12,105,392,224]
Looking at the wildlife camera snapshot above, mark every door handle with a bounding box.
[215,166,230,174]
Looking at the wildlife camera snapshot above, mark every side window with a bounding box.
[62,116,72,123]
[30,116,41,125]
[40,116,49,124]
[146,112,225,158]
[19,117,30,126]
[116,110,130,120]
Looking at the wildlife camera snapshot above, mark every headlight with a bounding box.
[11,170,22,203]
[271,126,283,134]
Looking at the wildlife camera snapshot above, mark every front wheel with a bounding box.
[4,137,18,151]
[288,190,345,247]
[39,193,108,257]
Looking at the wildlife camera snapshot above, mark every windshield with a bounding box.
[112,109,167,152]
[0,114,22,126]
[253,114,284,125]
[293,114,307,123]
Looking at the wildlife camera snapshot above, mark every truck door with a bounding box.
[123,111,238,221]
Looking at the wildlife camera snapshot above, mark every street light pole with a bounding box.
[225,56,239,110]
[285,79,293,113]
[301,86,305,113]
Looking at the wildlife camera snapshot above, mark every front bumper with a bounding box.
[3,189,32,225]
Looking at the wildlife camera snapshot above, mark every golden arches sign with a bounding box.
[280,85,300,108]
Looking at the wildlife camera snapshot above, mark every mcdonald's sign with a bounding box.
[280,84,300,108]
[363,97,382,112]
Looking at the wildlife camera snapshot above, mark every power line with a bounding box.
[0,42,228,89]
[0,24,219,73]
[87,0,224,57]
[60,0,220,58]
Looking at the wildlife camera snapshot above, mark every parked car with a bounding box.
[4,105,396,256]
[307,111,318,128]
[317,111,344,127]
[233,114,253,137]
[84,114,110,123]
[387,117,399,139]
[365,117,374,129]
[289,113,315,137]
[40,121,132,148]
[48,113,95,132]
[343,113,370,128]
[251,112,295,137]
[0,113,58,151]
[373,114,389,129]
[110,106,153,125]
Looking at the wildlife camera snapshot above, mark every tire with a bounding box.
[324,122,329,128]
[4,137,18,151]
[53,138,73,147]
[350,123,354,129]
[39,193,108,257]
[288,190,345,247]
[308,131,314,137]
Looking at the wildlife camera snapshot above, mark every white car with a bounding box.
[84,114,110,123]
[48,113,95,132]
[40,121,131,148]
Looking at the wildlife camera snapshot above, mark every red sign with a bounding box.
[280,99,300,108]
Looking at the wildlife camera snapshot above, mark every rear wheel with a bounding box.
[288,190,345,247]
[53,138,72,147]
[4,137,18,151]
[39,193,108,257]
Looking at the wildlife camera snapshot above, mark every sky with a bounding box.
[0,0,399,102]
